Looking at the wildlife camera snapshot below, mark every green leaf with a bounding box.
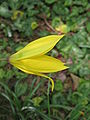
[52,17,61,28]
[0,6,11,18]
[5,70,14,80]
[38,30,50,37]
[32,97,43,107]
[31,21,38,30]
[55,80,63,91]
[0,69,5,79]
[15,46,24,52]
[15,82,28,97]
[64,0,72,6]
[86,22,90,33]
[45,0,56,4]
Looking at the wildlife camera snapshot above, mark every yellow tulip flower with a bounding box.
[9,35,68,91]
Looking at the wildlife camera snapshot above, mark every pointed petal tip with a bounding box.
[63,65,69,70]
[42,74,54,92]
[43,34,65,41]
[48,77,54,92]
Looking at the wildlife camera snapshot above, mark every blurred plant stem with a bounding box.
[47,81,50,118]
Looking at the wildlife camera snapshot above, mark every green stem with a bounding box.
[47,81,50,117]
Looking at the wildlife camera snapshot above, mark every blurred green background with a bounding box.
[0,0,90,120]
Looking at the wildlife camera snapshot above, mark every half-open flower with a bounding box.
[10,35,68,91]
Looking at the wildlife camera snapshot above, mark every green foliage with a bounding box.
[54,80,63,91]
[0,5,12,18]
[86,21,90,33]
[15,82,28,97]
[0,0,90,120]
[1,78,89,120]
[32,97,43,107]
[51,17,61,28]
[0,69,5,79]
[45,0,56,4]
[31,21,38,30]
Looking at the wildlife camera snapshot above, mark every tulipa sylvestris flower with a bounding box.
[9,35,68,91]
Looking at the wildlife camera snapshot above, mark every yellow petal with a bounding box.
[10,55,68,73]
[10,61,54,91]
[10,35,64,60]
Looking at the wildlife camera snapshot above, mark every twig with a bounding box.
[44,18,57,33]
[38,14,58,33]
